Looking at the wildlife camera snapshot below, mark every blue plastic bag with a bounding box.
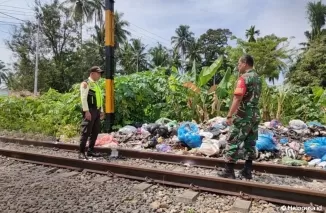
[322,154,326,162]
[307,121,324,127]
[177,122,202,148]
[255,134,277,151]
[280,138,288,144]
[304,137,326,159]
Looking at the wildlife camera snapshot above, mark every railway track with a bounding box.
[1,136,326,181]
[0,156,303,213]
[0,138,326,210]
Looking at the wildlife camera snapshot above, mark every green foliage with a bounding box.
[110,70,172,127]
[287,35,326,87]
[2,0,326,139]
[258,84,326,125]
[227,34,294,83]
[182,57,233,122]
[0,88,80,137]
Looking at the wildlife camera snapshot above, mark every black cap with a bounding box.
[89,66,104,73]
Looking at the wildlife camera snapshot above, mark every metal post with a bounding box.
[104,0,115,132]
[34,15,40,96]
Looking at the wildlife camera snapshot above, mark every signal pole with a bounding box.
[34,15,40,96]
[104,0,115,132]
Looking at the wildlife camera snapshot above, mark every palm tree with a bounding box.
[91,10,130,49]
[0,61,8,85]
[245,25,260,42]
[93,0,104,26]
[170,50,182,70]
[114,11,131,49]
[117,41,133,74]
[307,0,326,40]
[129,38,148,72]
[171,25,194,72]
[63,0,97,44]
[186,38,202,64]
[92,24,105,62]
[117,39,148,74]
[148,43,170,68]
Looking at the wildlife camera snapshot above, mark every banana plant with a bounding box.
[275,84,291,120]
[182,56,232,122]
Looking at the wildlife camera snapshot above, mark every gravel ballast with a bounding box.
[0,156,308,213]
[0,141,325,193]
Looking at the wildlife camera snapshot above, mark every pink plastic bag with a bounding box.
[95,134,118,147]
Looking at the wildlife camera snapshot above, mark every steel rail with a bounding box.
[0,148,325,209]
[1,136,326,181]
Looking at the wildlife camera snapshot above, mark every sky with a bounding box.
[0,0,322,88]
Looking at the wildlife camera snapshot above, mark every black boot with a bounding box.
[78,152,88,160]
[87,149,101,157]
[217,163,236,179]
[239,160,253,180]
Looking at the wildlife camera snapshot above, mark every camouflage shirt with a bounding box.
[233,69,262,120]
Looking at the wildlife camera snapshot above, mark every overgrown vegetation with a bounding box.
[0,0,326,139]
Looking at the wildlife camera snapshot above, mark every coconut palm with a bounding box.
[307,0,326,40]
[245,25,260,42]
[114,11,131,49]
[63,0,97,44]
[91,10,130,48]
[186,38,202,64]
[118,39,148,74]
[148,43,170,68]
[93,0,104,26]
[129,38,148,72]
[171,25,194,72]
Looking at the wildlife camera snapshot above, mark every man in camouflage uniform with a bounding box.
[218,54,262,179]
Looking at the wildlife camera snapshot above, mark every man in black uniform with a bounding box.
[79,66,105,159]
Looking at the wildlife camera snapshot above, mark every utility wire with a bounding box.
[0,9,34,15]
[0,5,33,11]
[0,0,10,5]
[0,11,26,22]
[129,22,170,43]
[0,20,23,24]
[127,27,170,46]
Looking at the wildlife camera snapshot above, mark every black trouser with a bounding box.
[79,108,101,153]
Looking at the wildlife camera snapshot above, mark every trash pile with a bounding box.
[94,117,326,169]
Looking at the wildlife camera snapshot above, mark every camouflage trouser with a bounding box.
[224,117,259,163]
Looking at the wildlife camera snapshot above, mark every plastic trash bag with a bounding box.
[289,141,300,152]
[255,134,277,152]
[289,120,307,130]
[322,153,326,162]
[155,118,172,125]
[281,156,308,166]
[304,137,326,159]
[307,121,324,127]
[258,127,274,136]
[270,119,281,128]
[280,138,288,144]
[156,144,171,152]
[95,134,118,148]
[118,125,137,134]
[308,159,321,166]
[318,161,326,168]
[166,120,178,131]
[199,130,214,139]
[198,138,221,156]
[177,122,202,148]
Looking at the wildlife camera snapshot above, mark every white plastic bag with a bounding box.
[308,159,321,166]
[198,139,221,156]
[118,125,137,134]
[199,130,213,139]
[289,120,307,130]
[317,161,326,168]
